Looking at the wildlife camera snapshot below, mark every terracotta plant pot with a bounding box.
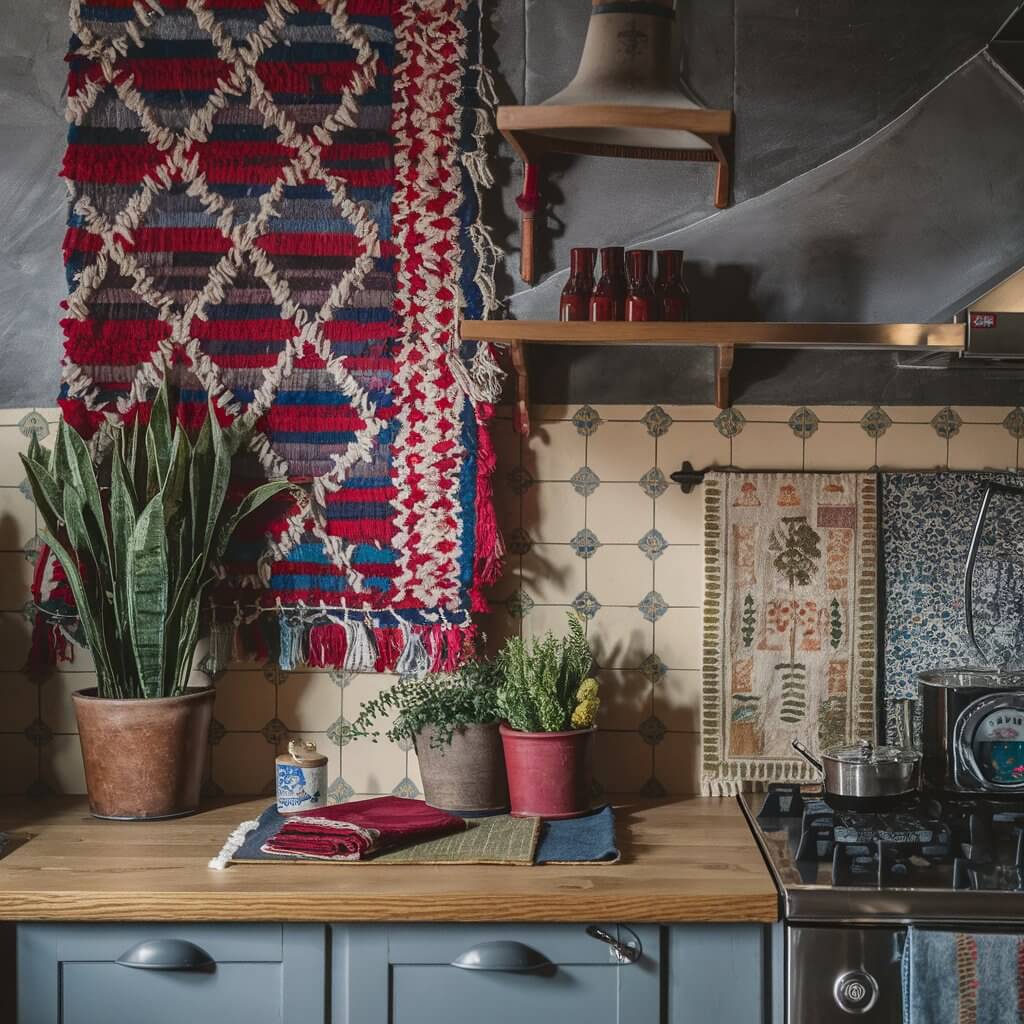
[414,722,509,815]
[71,686,215,820]
[499,723,596,819]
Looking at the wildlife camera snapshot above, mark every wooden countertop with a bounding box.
[0,797,779,924]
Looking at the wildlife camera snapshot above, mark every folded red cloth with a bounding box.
[260,796,466,861]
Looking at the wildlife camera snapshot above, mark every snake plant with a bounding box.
[20,382,294,699]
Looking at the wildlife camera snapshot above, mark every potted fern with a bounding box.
[350,661,508,814]
[20,382,293,820]
[496,615,601,819]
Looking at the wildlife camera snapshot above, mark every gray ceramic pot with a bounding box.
[413,722,509,815]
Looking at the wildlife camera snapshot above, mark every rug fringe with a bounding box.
[208,818,261,870]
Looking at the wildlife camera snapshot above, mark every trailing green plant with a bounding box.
[349,660,503,749]
[496,613,600,732]
[20,381,294,700]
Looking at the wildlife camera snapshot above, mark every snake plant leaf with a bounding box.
[214,481,296,561]
[201,405,232,563]
[26,432,43,465]
[189,413,214,556]
[52,418,73,490]
[19,453,62,543]
[162,425,191,527]
[173,593,203,696]
[126,495,168,699]
[63,421,110,565]
[148,380,173,487]
[164,553,205,697]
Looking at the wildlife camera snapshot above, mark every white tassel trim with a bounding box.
[208,818,261,870]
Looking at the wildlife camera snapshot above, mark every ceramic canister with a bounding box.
[276,739,328,814]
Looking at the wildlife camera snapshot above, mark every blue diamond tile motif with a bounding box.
[640,653,667,683]
[17,411,48,440]
[638,590,668,622]
[860,406,892,439]
[788,406,820,439]
[1003,407,1024,440]
[261,717,287,745]
[639,775,667,798]
[393,777,420,799]
[506,527,533,555]
[638,467,669,499]
[572,591,602,620]
[570,528,601,559]
[329,669,352,688]
[714,408,746,438]
[571,405,603,437]
[642,405,673,438]
[396,732,415,753]
[931,406,963,439]
[208,718,226,745]
[263,661,287,686]
[637,528,668,561]
[23,535,41,566]
[569,465,600,497]
[327,716,352,747]
[639,715,667,746]
[506,465,535,495]
[24,718,52,748]
[18,478,32,503]
[507,589,535,619]
[329,776,355,803]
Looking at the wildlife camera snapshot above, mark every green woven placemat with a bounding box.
[234,812,541,866]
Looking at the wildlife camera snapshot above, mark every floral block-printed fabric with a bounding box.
[701,472,878,795]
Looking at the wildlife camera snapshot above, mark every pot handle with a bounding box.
[791,740,824,775]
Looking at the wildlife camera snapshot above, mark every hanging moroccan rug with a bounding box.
[701,472,878,795]
[48,0,503,673]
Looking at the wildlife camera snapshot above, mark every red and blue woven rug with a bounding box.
[46,0,503,673]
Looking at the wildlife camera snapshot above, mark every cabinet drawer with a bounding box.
[18,923,326,1024]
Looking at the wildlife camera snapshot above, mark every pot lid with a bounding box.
[918,667,1024,689]
[827,740,919,765]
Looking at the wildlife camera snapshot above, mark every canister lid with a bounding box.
[281,738,327,766]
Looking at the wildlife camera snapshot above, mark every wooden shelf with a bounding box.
[498,103,734,284]
[461,319,966,433]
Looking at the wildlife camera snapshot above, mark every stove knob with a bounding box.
[833,970,879,1015]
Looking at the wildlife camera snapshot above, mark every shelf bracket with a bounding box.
[715,343,734,409]
[509,340,530,435]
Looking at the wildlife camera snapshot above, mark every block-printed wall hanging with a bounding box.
[880,472,1024,733]
[701,472,878,795]
[47,0,504,674]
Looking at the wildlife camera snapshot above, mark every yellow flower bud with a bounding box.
[571,695,600,729]
[576,677,599,703]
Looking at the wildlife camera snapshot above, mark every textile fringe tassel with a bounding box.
[396,621,429,676]
[208,818,261,871]
[207,620,234,677]
[343,619,377,672]
[701,778,743,797]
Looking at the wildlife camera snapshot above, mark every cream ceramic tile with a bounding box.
[0,611,33,669]
[660,405,721,422]
[277,673,343,734]
[521,544,587,605]
[947,424,1017,471]
[341,734,407,793]
[495,489,521,536]
[733,405,795,422]
[0,733,38,795]
[524,419,587,481]
[886,406,944,423]
[0,427,32,483]
[591,405,646,422]
[212,671,275,732]
[521,603,577,643]
[803,423,877,471]
[343,673,399,729]
[522,483,585,543]
[594,730,651,793]
[654,732,701,794]
[42,734,87,795]
[486,554,523,604]
[815,406,872,423]
[0,409,37,427]
[529,404,575,421]
[0,671,39,731]
[656,421,731,476]
[586,420,655,481]
[405,746,422,794]
[875,424,947,470]
[40,672,90,733]
[655,487,704,546]
[954,407,1015,424]
[587,544,653,607]
[490,416,522,476]
[596,669,650,730]
[654,546,703,607]
[589,604,653,669]
[474,608,520,658]
[731,422,803,469]
[654,607,702,670]
[58,642,95,674]
[212,732,275,795]
[654,671,700,732]
[0,488,35,552]
[587,483,653,542]
[0,553,33,612]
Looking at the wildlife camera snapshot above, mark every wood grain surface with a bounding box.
[0,797,779,924]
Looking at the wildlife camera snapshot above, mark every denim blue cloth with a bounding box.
[903,927,1024,1024]
[534,806,618,864]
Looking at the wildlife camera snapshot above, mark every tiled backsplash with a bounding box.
[0,403,1020,798]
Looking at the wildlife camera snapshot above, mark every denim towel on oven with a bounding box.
[903,927,1024,1024]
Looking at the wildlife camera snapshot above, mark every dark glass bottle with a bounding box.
[589,246,626,322]
[656,249,689,321]
[625,249,657,322]
[559,247,597,322]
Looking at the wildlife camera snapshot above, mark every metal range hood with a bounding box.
[962,264,1024,359]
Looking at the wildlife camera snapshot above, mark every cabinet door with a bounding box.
[18,923,325,1024]
[333,923,660,1024]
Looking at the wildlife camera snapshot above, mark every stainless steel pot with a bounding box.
[792,739,921,810]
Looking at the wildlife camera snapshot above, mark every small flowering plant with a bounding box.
[496,614,601,732]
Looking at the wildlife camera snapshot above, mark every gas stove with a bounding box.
[743,784,1024,1021]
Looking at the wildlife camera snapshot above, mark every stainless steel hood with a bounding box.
[963,263,1024,358]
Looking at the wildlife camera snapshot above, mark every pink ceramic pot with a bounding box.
[499,723,596,819]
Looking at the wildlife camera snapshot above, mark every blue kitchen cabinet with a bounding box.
[17,923,326,1024]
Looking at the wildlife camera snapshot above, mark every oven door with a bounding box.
[787,925,904,1022]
